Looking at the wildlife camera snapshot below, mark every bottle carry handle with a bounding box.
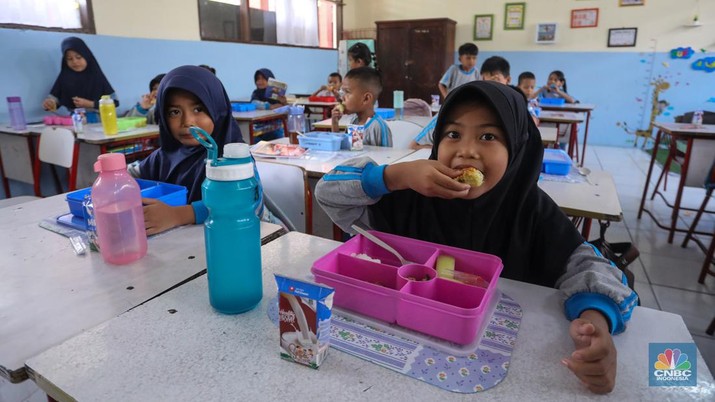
[189,126,219,165]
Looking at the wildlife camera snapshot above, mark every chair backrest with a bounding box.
[403,98,432,117]
[685,139,715,188]
[39,127,76,168]
[255,160,311,233]
[386,120,422,149]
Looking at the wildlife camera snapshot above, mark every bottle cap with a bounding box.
[93,153,127,172]
[101,95,110,100]
[223,143,251,159]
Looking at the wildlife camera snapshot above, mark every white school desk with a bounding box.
[25,233,714,402]
[312,115,433,131]
[292,97,339,120]
[0,124,160,193]
[538,111,584,159]
[0,194,285,383]
[232,110,288,145]
[539,103,596,167]
[254,138,416,179]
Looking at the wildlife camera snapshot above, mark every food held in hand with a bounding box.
[456,167,484,187]
[337,103,345,113]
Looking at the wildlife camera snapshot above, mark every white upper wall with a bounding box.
[94,0,201,40]
[343,0,714,52]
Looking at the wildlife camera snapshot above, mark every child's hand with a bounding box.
[331,104,345,120]
[72,97,94,109]
[562,310,617,394]
[42,98,57,111]
[143,198,183,235]
[385,160,470,199]
[139,94,153,109]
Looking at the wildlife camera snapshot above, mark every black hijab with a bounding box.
[370,81,583,287]
[250,68,281,104]
[139,65,244,203]
[49,37,116,110]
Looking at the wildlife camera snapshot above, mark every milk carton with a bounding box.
[275,274,335,369]
[347,124,365,151]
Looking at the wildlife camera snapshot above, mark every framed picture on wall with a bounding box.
[535,23,557,44]
[474,14,494,40]
[619,0,645,6]
[608,28,638,47]
[504,3,526,30]
[571,8,599,28]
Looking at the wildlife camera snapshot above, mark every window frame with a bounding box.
[197,0,342,50]
[0,0,96,34]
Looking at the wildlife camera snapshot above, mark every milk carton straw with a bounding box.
[274,274,335,369]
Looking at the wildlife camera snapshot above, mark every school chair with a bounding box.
[403,98,432,117]
[386,120,422,149]
[33,127,79,197]
[255,160,312,234]
[680,158,715,284]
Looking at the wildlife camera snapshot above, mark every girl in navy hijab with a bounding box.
[42,37,118,112]
[137,65,244,235]
[250,68,287,109]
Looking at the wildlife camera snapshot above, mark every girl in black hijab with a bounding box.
[316,81,637,394]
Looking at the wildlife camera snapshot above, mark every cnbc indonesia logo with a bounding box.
[649,343,697,386]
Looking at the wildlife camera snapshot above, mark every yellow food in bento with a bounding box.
[456,167,484,187]
[436,255,455,272]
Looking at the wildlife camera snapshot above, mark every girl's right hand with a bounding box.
[385,160,470,199]
[42,98,57,111]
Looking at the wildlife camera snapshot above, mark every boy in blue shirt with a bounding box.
[438,43,479,99]
[330,67,392,147]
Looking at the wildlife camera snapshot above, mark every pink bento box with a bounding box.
[311,230,503,345]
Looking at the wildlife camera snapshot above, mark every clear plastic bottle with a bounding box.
[393,90,404,120]
[287,105,306,144]
[72,108,84,133]
[99,95,118,135]
[198,136,262,314]
[692,110,704,126]
[91,153,147,265]
[430,94,440,113]
[7,96,27,131]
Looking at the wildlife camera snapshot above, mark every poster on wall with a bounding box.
[571,8,599,28]
[474,14,494,40]
[608,28,638,47]
[535,23,557,44]
[504,3,526,30]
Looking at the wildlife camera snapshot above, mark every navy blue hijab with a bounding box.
[250,68,281,104]
[139,65,244,203]
[49,37,116,110]
[370,81,584,287]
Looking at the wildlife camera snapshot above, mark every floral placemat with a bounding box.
[268,292,522,393]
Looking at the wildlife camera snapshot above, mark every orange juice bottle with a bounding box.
[99,95,118,135]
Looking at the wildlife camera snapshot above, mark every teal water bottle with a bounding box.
[191,127,262,314]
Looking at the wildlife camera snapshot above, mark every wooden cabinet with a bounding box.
[375,18,456,108]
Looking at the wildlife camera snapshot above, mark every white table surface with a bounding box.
[313,115,433,130]
[0,194,285,383]
[254,138,415,178]
[539,103,596,112]
[539,111,585,124]
[76,124,159,145]
[25,233,714,401]
[232,110,287,121]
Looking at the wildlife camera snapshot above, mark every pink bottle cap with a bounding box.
[94,153,127,172]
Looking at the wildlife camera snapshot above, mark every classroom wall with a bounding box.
[1,0,340,124]
[344,0,715,147]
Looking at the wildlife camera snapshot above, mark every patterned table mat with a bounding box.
[268,292,522,393]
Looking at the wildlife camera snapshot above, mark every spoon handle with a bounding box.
[351,225,408,265]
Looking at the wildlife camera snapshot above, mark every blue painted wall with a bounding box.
[476,50,715,147]
[0,28,337,124]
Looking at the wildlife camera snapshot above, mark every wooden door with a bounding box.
[407,23,448,104]
[376,23,409,108]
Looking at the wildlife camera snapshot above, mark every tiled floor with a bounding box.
[1,145,713,401]
[580,145,715,376]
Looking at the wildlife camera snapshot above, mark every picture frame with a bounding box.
[571,8,599,28]
[608,27,638,47]
[474,14,494,40]
[535,23,557,44]
[619,0,645,6]
[504,3,526,30]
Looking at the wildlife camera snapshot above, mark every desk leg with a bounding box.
[570,123,579,165]
[668,137,693,243]
[249,123,255,145]
[638,129,662,219]
[580,111,591,167]
[581,218,592,239]
[0,153,9,197]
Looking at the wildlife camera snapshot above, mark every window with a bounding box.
[0,0,95,33]
[198,0,341,48]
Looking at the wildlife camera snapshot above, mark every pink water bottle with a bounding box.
[91,153,147,265]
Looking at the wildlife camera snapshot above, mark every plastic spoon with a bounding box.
[351,224,412,265]
[576,166,594,185]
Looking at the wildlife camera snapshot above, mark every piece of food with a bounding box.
[337,103,345,113]
[436,255,455,272]
[456,167,484,187]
